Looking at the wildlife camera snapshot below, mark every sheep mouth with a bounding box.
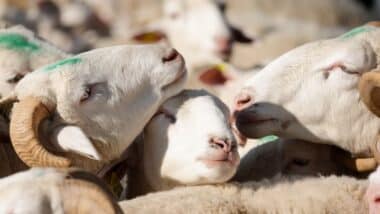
[236,111,279,127]
[198,152,239,168]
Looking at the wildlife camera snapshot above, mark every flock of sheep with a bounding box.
[1,0,380,213]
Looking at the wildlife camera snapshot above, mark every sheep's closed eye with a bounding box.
[322,63,360,79]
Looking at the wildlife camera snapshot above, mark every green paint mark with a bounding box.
[340,26,375,39]
[0,33,40,52]
[43,57,82,72]
[259,135,278,144]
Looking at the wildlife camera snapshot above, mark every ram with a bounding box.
[233,23,380,171]
[0,168,122,213]
[7,43,187,173]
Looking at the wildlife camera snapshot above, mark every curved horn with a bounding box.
[359,71,380,118]
[60,170,122,214]
[10,96,71,167]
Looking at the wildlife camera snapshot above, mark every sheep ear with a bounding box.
[53,125,102,160]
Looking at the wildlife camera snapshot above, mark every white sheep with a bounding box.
[127,89,239,197]
[6,43,187,172]
[0,167,122,213]
[119,175,368,213]
[0,25,68,98]
[233,23,380,171]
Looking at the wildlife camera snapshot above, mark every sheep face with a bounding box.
[14,43,187,161]
[163,0,232,64]
[143,90,239,189]
[234,26,380,154]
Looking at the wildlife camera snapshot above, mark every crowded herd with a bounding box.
[1,0,380,213]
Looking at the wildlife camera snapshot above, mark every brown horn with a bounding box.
[10,96,71,167]
[60,170,123,214]
[359,71,380,118]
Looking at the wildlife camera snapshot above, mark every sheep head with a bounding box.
[233,24,380,157]
[9,43,187,169]
[143,90,239,190]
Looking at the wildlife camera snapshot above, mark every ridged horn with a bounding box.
[9,96,71,167]
[60,170,123,214]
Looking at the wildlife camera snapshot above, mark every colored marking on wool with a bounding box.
[0,33,40,52]
[259,135,278,144]
[340,26,375,39]
[43,57,82,72]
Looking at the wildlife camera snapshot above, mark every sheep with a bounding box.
[5,43,187,173]
[119,175,368,213]
[0,25,69,98]
[0,167,122,213]
[234,138,364,182]
[233,23,380,171]
[127,89,239,197]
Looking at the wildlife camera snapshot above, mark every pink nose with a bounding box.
[234,92,253,112]
[214,36,232,55]
[162,48,179,63]
[209,137,235,153]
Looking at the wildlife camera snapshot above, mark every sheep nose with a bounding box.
[214,36,232,55]
[209,137,234,153]
[162,48,179,63]
[234,92,253,112]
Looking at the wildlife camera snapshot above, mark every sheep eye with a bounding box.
[291,158,309,167]
[80,86,92,103]
[7,74,24,84]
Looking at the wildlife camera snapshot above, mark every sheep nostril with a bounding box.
[234,93,253,111]
[162,49,179,63]
[209,137,231,153]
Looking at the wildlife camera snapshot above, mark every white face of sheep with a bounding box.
[143,90,239,188]
[234,26,380,154]
[163,0,232,64]
[14,44,187,162]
